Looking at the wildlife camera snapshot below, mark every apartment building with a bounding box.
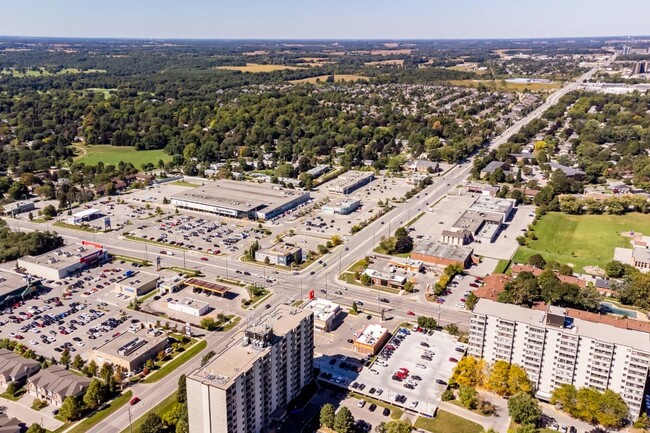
[187,306,314,433]
[469,299,650,419]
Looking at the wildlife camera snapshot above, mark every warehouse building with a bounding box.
[411,241,473,268]
[92,329,168,373]
[255,244,303,266]
[171,180,310,220]
[67,208,102,225]
[0,272,43,310]
[2,201,35,216]
[168,297,211,317]
[353,323,389,356]
[18,242,108,281]
[326,171,374,195]
[115,272,159,298]
[302,298,343,332]
[322,198,361,215]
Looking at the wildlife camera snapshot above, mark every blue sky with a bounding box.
[3,0,649,39]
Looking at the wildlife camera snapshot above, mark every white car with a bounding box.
[76,341,85,347]
[410,401,419,409]
[416,364,427,369]
[369,369,379,375]
[357,400,366,408]
[29,339,38,345]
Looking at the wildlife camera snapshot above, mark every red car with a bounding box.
[200,257,208,261]
[449,357,459,363]
[406,311,415,316]
[398,367,410,374]
[130,397,140,405]
[469,283,479,288]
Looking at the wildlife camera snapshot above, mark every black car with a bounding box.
[368,403,377,412]
[351,382,359,389]
[382,408,391,416]
[436,379,447,385]
[404,383,415,390]
[421,355,432,361]
[379,298,390,303]
[347,338,354,344]
[358,384,366,391]
[265,304,271,309]
[412,375,422,381]
[369,387,376,394]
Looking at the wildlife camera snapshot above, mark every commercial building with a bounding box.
[67,208,101,225]
[187,306,314,433]
[464,183,500,197]
[411,241,473,268]
[469,196,516,222]
[115,272,159,298]
[171,180,310,220]
[0,348,40,386]
[547,162,585,180]
[92,329,168,372]
[326,171,374,195]
[633,247,650,271]
[363,269,407,289]
[184,279,230,297]
[0,271,43,309]
[27,365,91,406]
[440,229,472,246]
[353,324,389,355]
[306,165,331,178]
[469,299,650,419]
[322,198,361,215]
[302,299,342,332]
[451,211,502,243]
[18,242,108,281]
[480,161,511,179]
[2,201,35,216]
[403,159,439,173]
[255,244,302,267]
[387,257,423,273]
[160,275,187,294]
[168,297,211,317]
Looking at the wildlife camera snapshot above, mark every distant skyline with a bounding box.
[3,0,650,40]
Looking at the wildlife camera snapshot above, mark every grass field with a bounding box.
[1,67,105,77]
[215,63,304,73]
[74,145,171,168]
[449,79,561,92]
[512,212,650,273]
[142,340,207,383]
[289,74,369,84]
[365,59,404,67]
[414,410,483,433]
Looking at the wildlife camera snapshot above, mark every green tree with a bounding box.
[177,374,187,404]
[176,419,189,433]
[441,389,455,401]
[380,420,412,433]
[26,424,47,433]
[59,396,83,421]
[445,323,459,336]
[72,354,85,371]
[319,403,336,429]
[59,349,71,368]
[83,379,107,410]
[333,406,355,433]
[596,389,628,428]
[5,381,17,396]
[360,273,372,286]
[605,260,625,278]
[514,424,539,433]
[528,254,546,269]
[508,392,541,426]
[465,292,478,310]
[140,412,164,433]
[200,317,218,331]
[550,383,577,414]
[458,385,478,409]
[86,359,99,377]
[633,412,650,430]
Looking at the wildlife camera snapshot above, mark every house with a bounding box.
[510,264,588,287]
[0,414,21,433]
[473,274,512,301]
[0,348,40,386]
[480,161,511,179]
[403,159,439,174]
[547,162,585,180]
[27,365,91,406]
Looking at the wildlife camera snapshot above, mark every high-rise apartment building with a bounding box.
[469,299,650,418]
[187,306,314,433]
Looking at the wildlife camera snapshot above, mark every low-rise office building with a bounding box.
[387,257,423,273]
[326,171,374,195]
[0,348,40,386]
[255,244,302,266]
[168,297,211,317]
[187,306,314,433]
[363,269,407,289]
[469,299,650,419]
[469,196,516,222]
[322,198,361,215]
[27,365,91,406]
[115,272,159,297]
[353,324,389,355]
[67,208,101,225]
[411,241,473,268]
[18,242,108,281]
[302,299,342,332]
[633,247,650,271]
[92,330,168,373]
[2,201,35,216]
[0,272,43,310]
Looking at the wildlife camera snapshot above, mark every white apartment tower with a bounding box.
[187,306,314,433]
[469,299,650,419]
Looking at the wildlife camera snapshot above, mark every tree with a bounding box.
[451,356,485,387]
[507,364,533,396]
[333,406,355,433]
[5,381,17,396]
[360,273,372,286]
[176,419,189,433]
[508,392,542,426]
[528,254,546,269]
[485,360,510,395]
[458,385,478,409]
[60,349,71,368]
[465,292,478,310]
[140,412,164,433]
[550,383,577,414]
[72,354,85,371]
[86,359,98,377]
[605,260,625,278]
[514,425,539,433]
[634,412,650,430]
[441,389,455,401]
[319,403,335,429]
[445,323,459,336]
[177,374,187,404]
[59,396,83,421]
[378,420,412,433]
[26,424,47,433]
[200,317,218,331]
[83,379,107,410]
[596,389,628,428]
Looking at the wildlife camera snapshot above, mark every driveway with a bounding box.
[539,402,595,433]
[0,394,63,431]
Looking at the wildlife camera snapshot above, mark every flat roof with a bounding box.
[0,271,38,298]
[453,210,502,233]
[356,323,388,346]
[633,247,650,263]
[474,299,650,352]
[303,299,341,322]
[326,170,374,192]
[116,272,159,289]
[171,180,307,213]
[93,329,167,361]
[168,297,209,310]
[364,268,407,284]
[19,243,103,270]
[258,244,301,257]
[71,208,101,218]
[469,196,515,216]
[388,257,423,267]
[189,305,312,389]
[327,198,361,208]
[413,241,473,261]
[184,278,230,294]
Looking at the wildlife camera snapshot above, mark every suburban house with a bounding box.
[480,161,511,179]
[0,348,40,386]
[27,365,91,406]
[403,159,439,173]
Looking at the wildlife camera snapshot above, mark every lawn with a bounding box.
[74,145,171,168]
[414,410,483,433]
[119,391,178,433]
[365,59,404,67]
[170,180,200,188]
[67,391,132,433]
[143,340,207,383]
[349,392,403,420]
[449,79,560,92]
[512,212,650,273]
[289,74,370,84]
[216,63,304,73]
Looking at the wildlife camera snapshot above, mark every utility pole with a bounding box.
[183,250,186,269]
[225,256,229,279]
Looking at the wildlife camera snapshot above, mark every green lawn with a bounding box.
[349,392,403,420]
[494,259,511,274]
[415,410,483,433]
[142,340,207,383]
[119,391,178,433]
[513,212,650,273]
[170,180,201,188]
[74,145,171,168]
[67,391,132,433]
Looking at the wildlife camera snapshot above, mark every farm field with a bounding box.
[74,145,171,168]
[215,63,304,73]
[448,79,560,92]
[512,212,650,273]
[365,59,404,67]
[289,74,369,84]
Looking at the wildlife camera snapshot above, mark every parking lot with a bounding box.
[353,326,462,416]
[437,274,484,311]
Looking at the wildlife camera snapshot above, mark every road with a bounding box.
[7,61,607,433]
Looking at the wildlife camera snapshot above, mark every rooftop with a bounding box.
[452,210,501,233]
[547,162,585,177]
[70,208,101,219]
[258,244,302,257]
[633,247,650,264]
[28,365,91,398]
[480,161,509,174]
[116,272,159,289]
[171,180,306,213]
[363,268,407,284]
[0,270,39,299]
[93,329,167,361]
[356,323,388,346]
[169,297,210,310]
[0,348,40,379]
[190,305,312,389]
[413,241,473,261]
[326,170,374,192]
[469,196,516,216]
[302,298,341,322]
[19,243,104,270]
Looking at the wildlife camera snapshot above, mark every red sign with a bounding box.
[82,240,103,249]
[309,290,314,300]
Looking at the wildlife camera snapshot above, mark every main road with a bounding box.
[7,61,606,433]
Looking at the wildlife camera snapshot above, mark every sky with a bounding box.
[2,0,649,40]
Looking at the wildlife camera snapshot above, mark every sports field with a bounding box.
[289,74,369,84]
[512,212,650,273]
[74,145,171,168]
[215,63,304,73]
